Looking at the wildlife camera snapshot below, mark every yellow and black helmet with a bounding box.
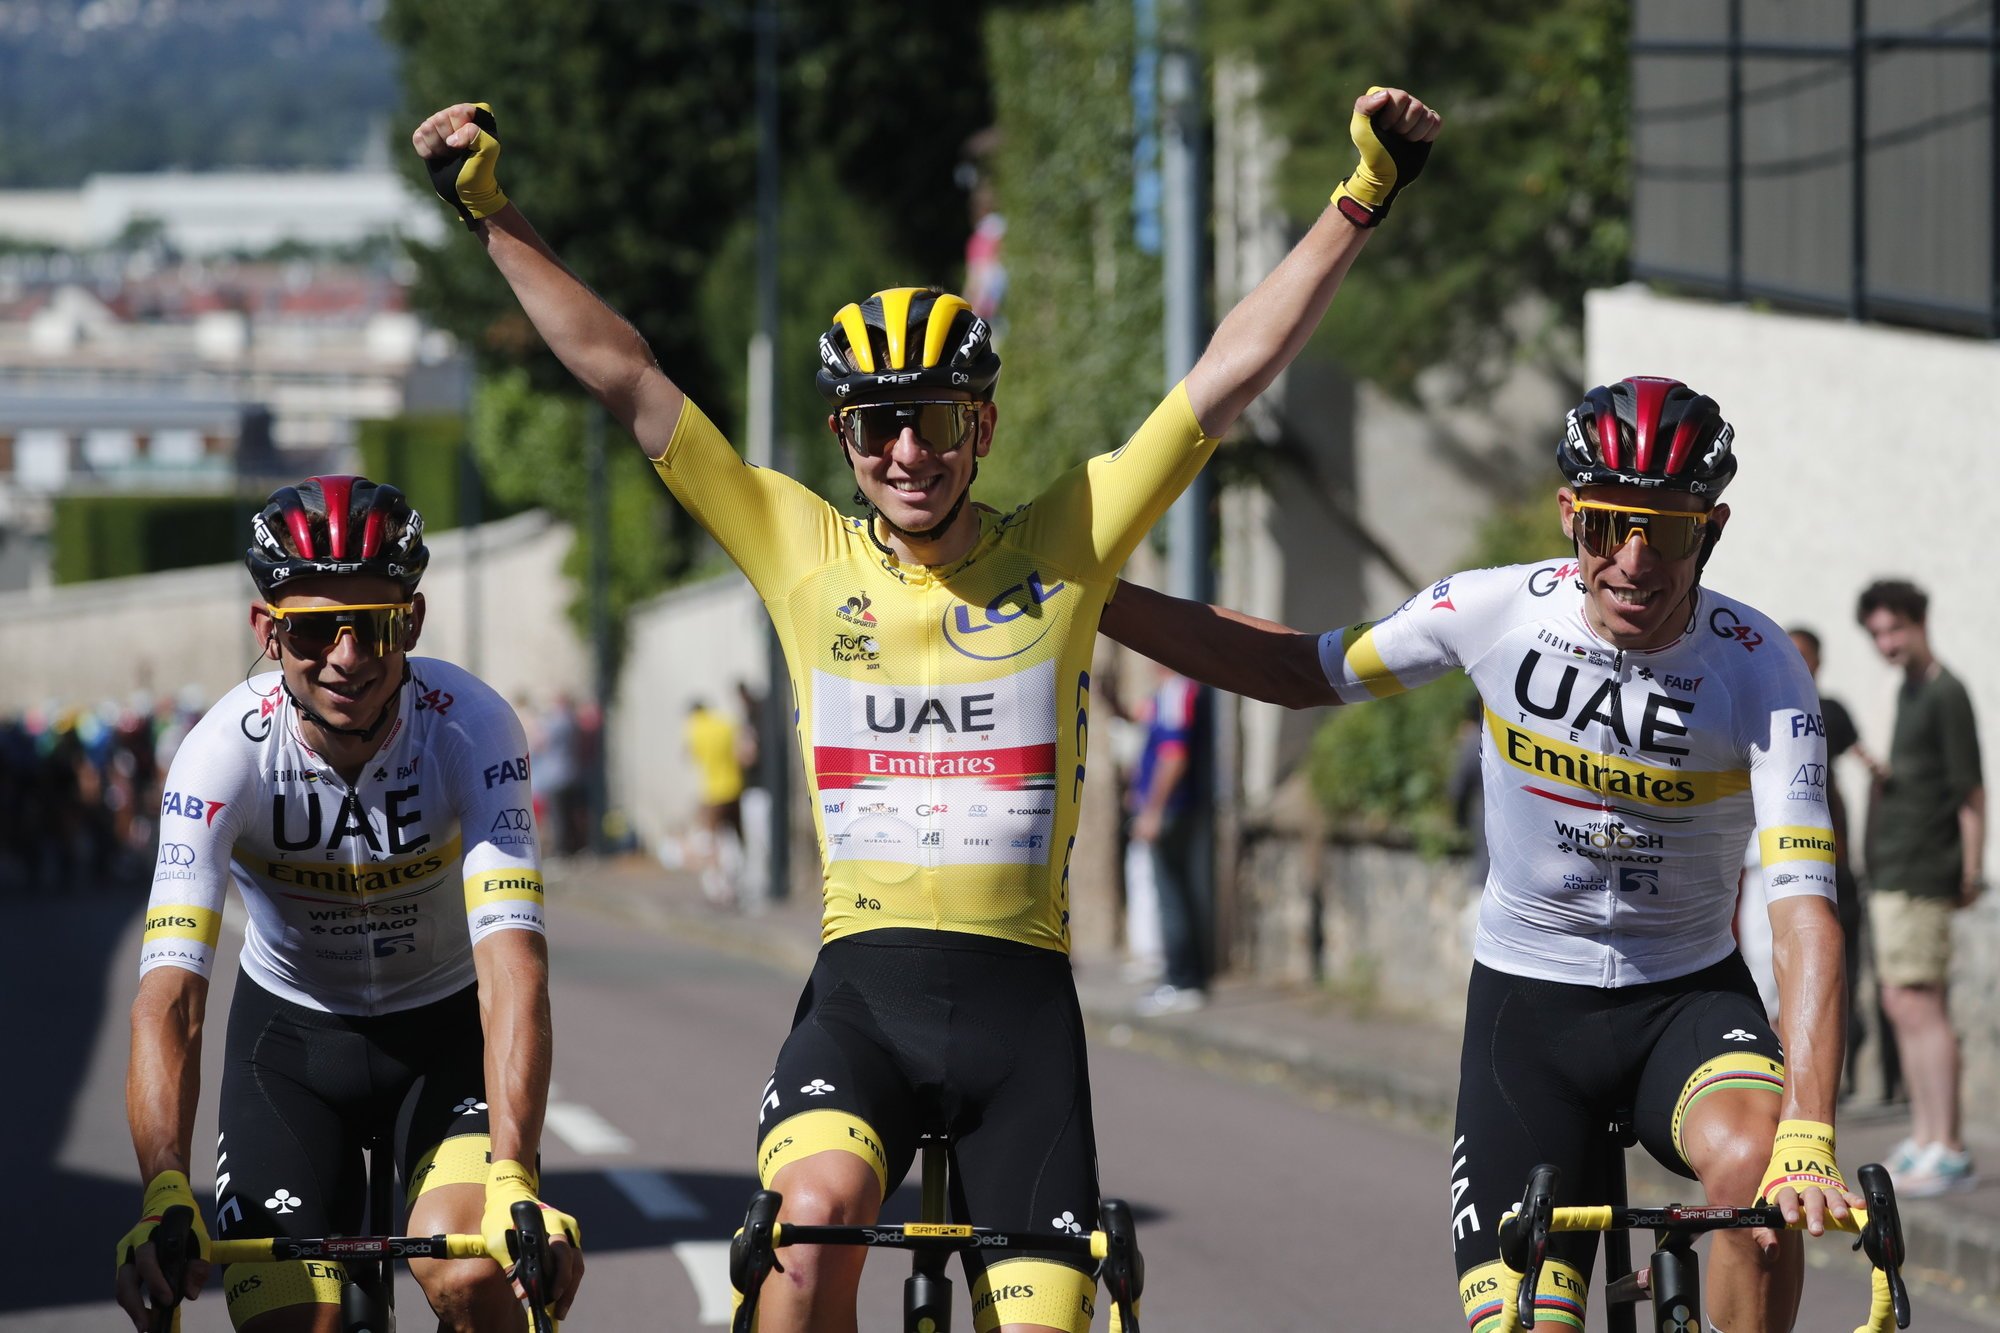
[815,287,1000,406]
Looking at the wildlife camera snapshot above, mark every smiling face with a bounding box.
[830,396,996,557]
[1558,483,1728,651]
[250,574,423,746]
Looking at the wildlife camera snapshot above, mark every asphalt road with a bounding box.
[10,889,1984,1331]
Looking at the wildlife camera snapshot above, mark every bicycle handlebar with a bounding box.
[728,1190,1145,1333]
[209,1234,491,1262]
[1495,1161,1909,1333]
[150,1206,563,1333]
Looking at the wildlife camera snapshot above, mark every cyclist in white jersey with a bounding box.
[115,477,582,1333]
[1101,378,1857,1333]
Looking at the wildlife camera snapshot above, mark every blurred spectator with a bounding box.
[1787,626,1879,1096]
[1857,579,1983,1197]
[734,680,773,911]
[0,687,209,893]
[684,698,747,907]
[536,694,584,857]
[1127,667,1210,1016]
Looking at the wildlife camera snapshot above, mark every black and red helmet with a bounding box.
[1559,376,1737,498]
[246,475,428,599]
[815,286,1001,406]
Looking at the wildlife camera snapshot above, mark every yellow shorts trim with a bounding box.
[406,1133,492,1206]
[1460,1256,1585,1333]
[756,1110,888,1197]
[1672,1053,1785,1164]
[970,1257,1097,1333]
[222,1258,347,1326]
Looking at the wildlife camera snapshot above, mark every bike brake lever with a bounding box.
[508,1199,556,1333]
[147,1205,195,1333]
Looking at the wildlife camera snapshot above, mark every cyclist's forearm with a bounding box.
[1183,204,1369,439]
[478,205,686,452]
[126,971,207,1180]
[1768,895,1845,1122]
[476,932,554,1166]
[1102,580,1338,710]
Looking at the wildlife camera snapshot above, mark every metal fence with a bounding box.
[1633,0,1998,336]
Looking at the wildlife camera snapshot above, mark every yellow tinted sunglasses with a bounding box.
[266,602,413,657]
[1572,501,1711,560]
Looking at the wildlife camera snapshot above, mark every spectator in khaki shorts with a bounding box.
[1856,578,1985,1196]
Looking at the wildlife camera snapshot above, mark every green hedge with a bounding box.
[355,413,518,532]
[51,493,249,584]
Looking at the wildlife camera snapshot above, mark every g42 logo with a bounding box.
[417,688,455,716]
[1709,606,1763,652]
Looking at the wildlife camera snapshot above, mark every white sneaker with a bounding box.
[1885,1137,1923,1176]
[1898,1143,1977,1199]
[1134,984,1207,1017]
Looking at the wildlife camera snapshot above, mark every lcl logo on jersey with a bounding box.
[941,571,1066,661]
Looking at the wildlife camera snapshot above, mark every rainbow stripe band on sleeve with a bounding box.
[1672,1052,1785,1163]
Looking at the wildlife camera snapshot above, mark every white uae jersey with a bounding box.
[139,659,545,1015]
[1317,561,1837,987]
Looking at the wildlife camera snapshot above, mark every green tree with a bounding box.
[382,0,1016,661]
[1208,0,1630,399]
[980,2,1163,509]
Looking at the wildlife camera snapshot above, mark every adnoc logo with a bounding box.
[941,572,1066,661]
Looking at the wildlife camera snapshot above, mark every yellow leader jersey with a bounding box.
[651,386,1215,951]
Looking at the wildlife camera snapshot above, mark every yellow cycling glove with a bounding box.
[1330,85,1434,229]
[115,1170,210,1312]
[1757,1119,1850,1205]
[426,103,509,230]
[481,1158,581,1270]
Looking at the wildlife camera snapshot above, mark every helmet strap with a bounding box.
[281,661,409,743]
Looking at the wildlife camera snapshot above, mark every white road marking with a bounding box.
[543,1102,635,1154]
[604,1167,705,1220]
[673,1240,738,1325]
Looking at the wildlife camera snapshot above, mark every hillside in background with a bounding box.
[0,0,398,185]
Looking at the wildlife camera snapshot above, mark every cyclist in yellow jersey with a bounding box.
[416,87,1440,1333]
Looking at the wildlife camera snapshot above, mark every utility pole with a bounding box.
[586,402,612,853]
[1158,0,1219,980]
[749,0,791,902]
